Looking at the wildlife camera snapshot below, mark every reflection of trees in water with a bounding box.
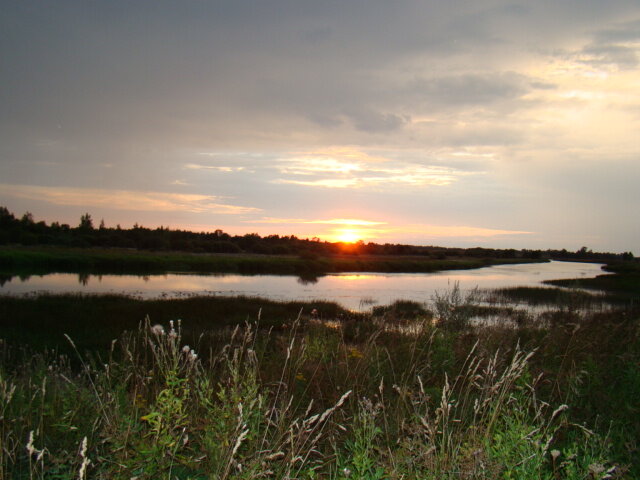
[19,273,32,282]
[0,274,13,287]
[78,272,90,286]
[297,274,319,285]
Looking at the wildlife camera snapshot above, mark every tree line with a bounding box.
[0,206,634,262]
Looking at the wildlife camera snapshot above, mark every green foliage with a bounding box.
[0,245,547,281]
[485,403,549,479]
[371,300,430,319]
[132,347,193,474]
[432,281,478,330]
[339,400,386,480]
[1,292,637,478]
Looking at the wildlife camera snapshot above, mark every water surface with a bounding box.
[0,261,606,311]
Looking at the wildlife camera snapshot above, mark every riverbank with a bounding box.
[545,261,640,299]
[1,260,631,354]
[0,293,359,354]
[2,258,639,476]
[0,274,634,360]
[2,292,638,477]
[0,245,544,277]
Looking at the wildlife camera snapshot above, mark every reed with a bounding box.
[1,289,637,478]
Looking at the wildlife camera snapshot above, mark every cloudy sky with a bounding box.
[2,1,639,252]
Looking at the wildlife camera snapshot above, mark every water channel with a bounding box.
[0,261,607,311]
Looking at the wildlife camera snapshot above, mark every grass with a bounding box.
[1,288,639,478]
[0,293,360,356]
[484,286,609,306]
[544,261,640,302]
[0,245,544,278]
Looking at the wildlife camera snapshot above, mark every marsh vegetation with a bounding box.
[2,208,639,477]
[1,281,639,478]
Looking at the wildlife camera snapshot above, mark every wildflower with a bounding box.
[134,394,147,408]
[348,347,364,359]
[151,324,165,335]
[295,372,306,381]
[343,467,352,477]
[182,345,191,354]
[168,320,177,338]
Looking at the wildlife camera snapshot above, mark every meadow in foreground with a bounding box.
[1,289,638,479]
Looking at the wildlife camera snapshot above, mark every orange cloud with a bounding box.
[184,163,245,172]
[386,224,532,238]
[250,217,387,226]
[0,184,260,214]
[241,217,530,243]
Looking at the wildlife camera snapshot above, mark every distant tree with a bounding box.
[21,212,35,225]
[79,213,94,230]
[0,206,13,220]
[99,219,106,230]
[0,207,16,228]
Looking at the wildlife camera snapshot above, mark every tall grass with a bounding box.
[2,292,637,478]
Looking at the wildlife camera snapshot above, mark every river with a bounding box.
[0,260,606,311]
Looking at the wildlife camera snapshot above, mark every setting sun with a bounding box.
[335,229,362,243]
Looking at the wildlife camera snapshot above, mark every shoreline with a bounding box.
[0,245,545,277]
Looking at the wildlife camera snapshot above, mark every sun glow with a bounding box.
[335,229,363,244]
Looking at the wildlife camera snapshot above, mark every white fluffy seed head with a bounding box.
[151,324,165,335]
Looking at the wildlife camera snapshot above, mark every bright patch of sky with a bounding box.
[1,1,639,252]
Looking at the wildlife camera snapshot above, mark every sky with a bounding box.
[1,1,639,253]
